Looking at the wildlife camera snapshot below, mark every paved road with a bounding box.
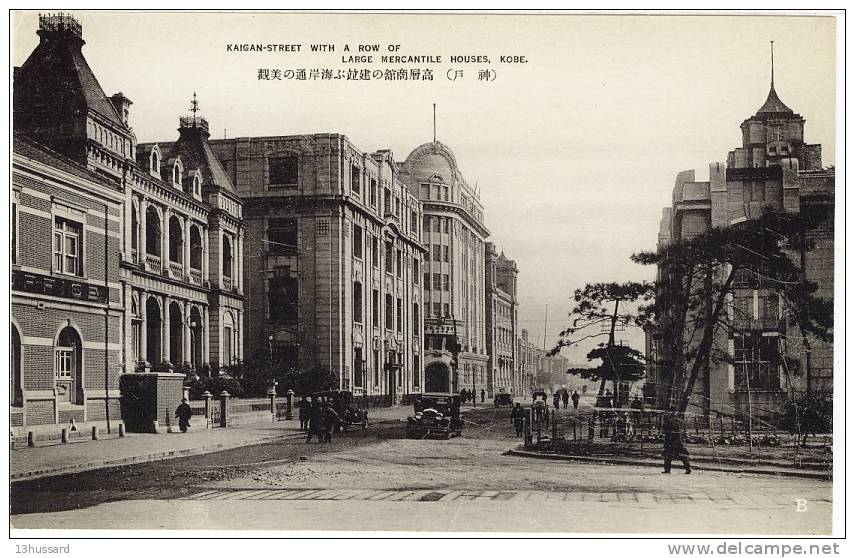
[11,407,831,534]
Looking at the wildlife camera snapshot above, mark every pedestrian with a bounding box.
[297,396,310,431]
[511,403,526,437]
[306,400,322,443]
[662,409,692,474]
[533,399,545,426]
[175,398,193,433]
[460,388,467,403]
[319,402,340,443]
[562,389,569,409]
[552,392,560,410]
[481,389,486,403]
[571,390,580,410]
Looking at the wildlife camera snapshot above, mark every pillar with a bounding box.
[162,208,171,268]
[202,226,209,283]
[237,231,244,292]
[183,302,192,367]
[183,217,191,277]
[139,197,148,260]
[139,292,148,363]
[162,295,171,365]
[202,306,210,369]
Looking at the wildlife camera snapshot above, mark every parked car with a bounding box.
[311,390,368,431]
[494,388,513,407]
[406,392,463,439]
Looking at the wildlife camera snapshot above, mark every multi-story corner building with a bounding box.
[516,329,540,395]
[648,72,834,422]
[210,136,425,403]
[485,243,518,396]
[11,14,245,430]
[398,141,490,394]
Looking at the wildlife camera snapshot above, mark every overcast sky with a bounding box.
[12,11,837,364]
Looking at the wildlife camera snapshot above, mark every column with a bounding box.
[162,295,171,365]
[139,197,148,260]
[202,306,210,368]
[236,231,244,292]
[162,208,171,267]
[201,226,209,283]
[183,302,192,366]
[183,217,191,277]
[139,292,148,363]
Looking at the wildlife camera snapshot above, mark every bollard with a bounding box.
[91,425,99,440]
[61,428,68,444]
[28,431,35,447]
[119,423,125,438]
[220,391,230,428]
[202,391,213,427]
[286,389,294,420]
[268,387,277,416]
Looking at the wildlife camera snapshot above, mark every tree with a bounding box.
[550,282,653,398]
[782,390,832,447]
[567,343,646,402]
[633,210,832,415]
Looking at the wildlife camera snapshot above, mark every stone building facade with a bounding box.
[398,142,490,394]
[485,243,518,396]
[648,76,834,422]
[210,136,426,403]
[11,14,245,430]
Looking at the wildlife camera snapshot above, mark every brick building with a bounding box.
[647,71,834,421]
[398,142,490,394]
[12,14,245,430]
[11,15,125,431]
[210,136,425,403]
[485,243,518,396]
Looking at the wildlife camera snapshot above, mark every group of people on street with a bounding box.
[458,388,485,404]
[296,395,341,443]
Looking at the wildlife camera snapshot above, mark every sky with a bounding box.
[12,11,837,364]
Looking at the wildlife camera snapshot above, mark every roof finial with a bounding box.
[770,41,775,88]
[190,91,200,122]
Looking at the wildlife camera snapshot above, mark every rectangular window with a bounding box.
[396,250,403,278]
[316,219,329,236]
[385,294,394,330]
[223,326,233,364]
[268,218,297,255]
[374,349,380,387]
[420,184,430,199]
[413,304,420,337]
[433,273,441,290]
[411,210,418,236]
[396,298,403,333]
[372,289,380,325]
[54,218,82,276]
[385,242,393,273]
[433,244,441,262]
[413,258,420,283]
[353,224,363,259]
[431,184,440,200]
[423,216,430,236]
[433,302,442,317]
[443,219,450,234]
[443,303,450,317]
[268,155,298,188]
[443,274,450,291]
[433,218,440,233]
[424,272,431,289]
[384,188,391,214]
[372,237,379,268]
[733,334,779,391]
[354,347,364,388]
[269,267,298,324]
[443,245,450,263]
[443,185,450,201]
[12,200,17,265]
[353,282,363,323]
[351,165,361,196]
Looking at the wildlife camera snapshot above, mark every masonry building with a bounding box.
[647,69,834,422]
[485,243,518,396]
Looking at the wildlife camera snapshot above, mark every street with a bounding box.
[10,406,831,534]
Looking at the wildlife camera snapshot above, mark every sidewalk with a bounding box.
[11,405,414,482]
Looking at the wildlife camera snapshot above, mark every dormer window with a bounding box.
[172,159,184,189]
[150,149,160,174]
[192,174,202,199]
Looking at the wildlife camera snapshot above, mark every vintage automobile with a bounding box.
[311,390,368,431]
[406,392,463,439]
[531,389,547,402]
[494,388,513,407]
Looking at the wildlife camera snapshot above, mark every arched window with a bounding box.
[172,161,183,188]
[150,149,160,173]
[222,235,233,278]
[55,326,82,405]
[168,215,183,263]
[145,206,161,256]
[353,282,363,323]
[192,174,202,199]
[189,225,203,270]
[11,324,22,407]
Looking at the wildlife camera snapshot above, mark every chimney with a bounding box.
[110,92,133,127]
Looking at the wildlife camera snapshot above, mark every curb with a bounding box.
[504,448,832,481]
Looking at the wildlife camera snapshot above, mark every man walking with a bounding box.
[511,403,526,437]
[480,389,486,403]
[175,398,193,433]
[306,400,322,443]
[662,409,692,474]
[297,396,310,431]
[571,390,580,410]
[562,389,570,409]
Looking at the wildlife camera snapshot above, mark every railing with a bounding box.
[168,260,183,279]
[188,268,203,285]
[144,254,162,274]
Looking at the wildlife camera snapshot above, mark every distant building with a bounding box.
[648,68,834,421]
[210,136,426,403]
[485,243,518,396]
[398,142,490,394]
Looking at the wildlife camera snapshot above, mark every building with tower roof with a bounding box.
[12,13,245,432]
[646,46,834,421]
[398,141,490,394]
[485,243,518,397]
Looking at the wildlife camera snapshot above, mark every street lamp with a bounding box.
[268,334,274,361]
